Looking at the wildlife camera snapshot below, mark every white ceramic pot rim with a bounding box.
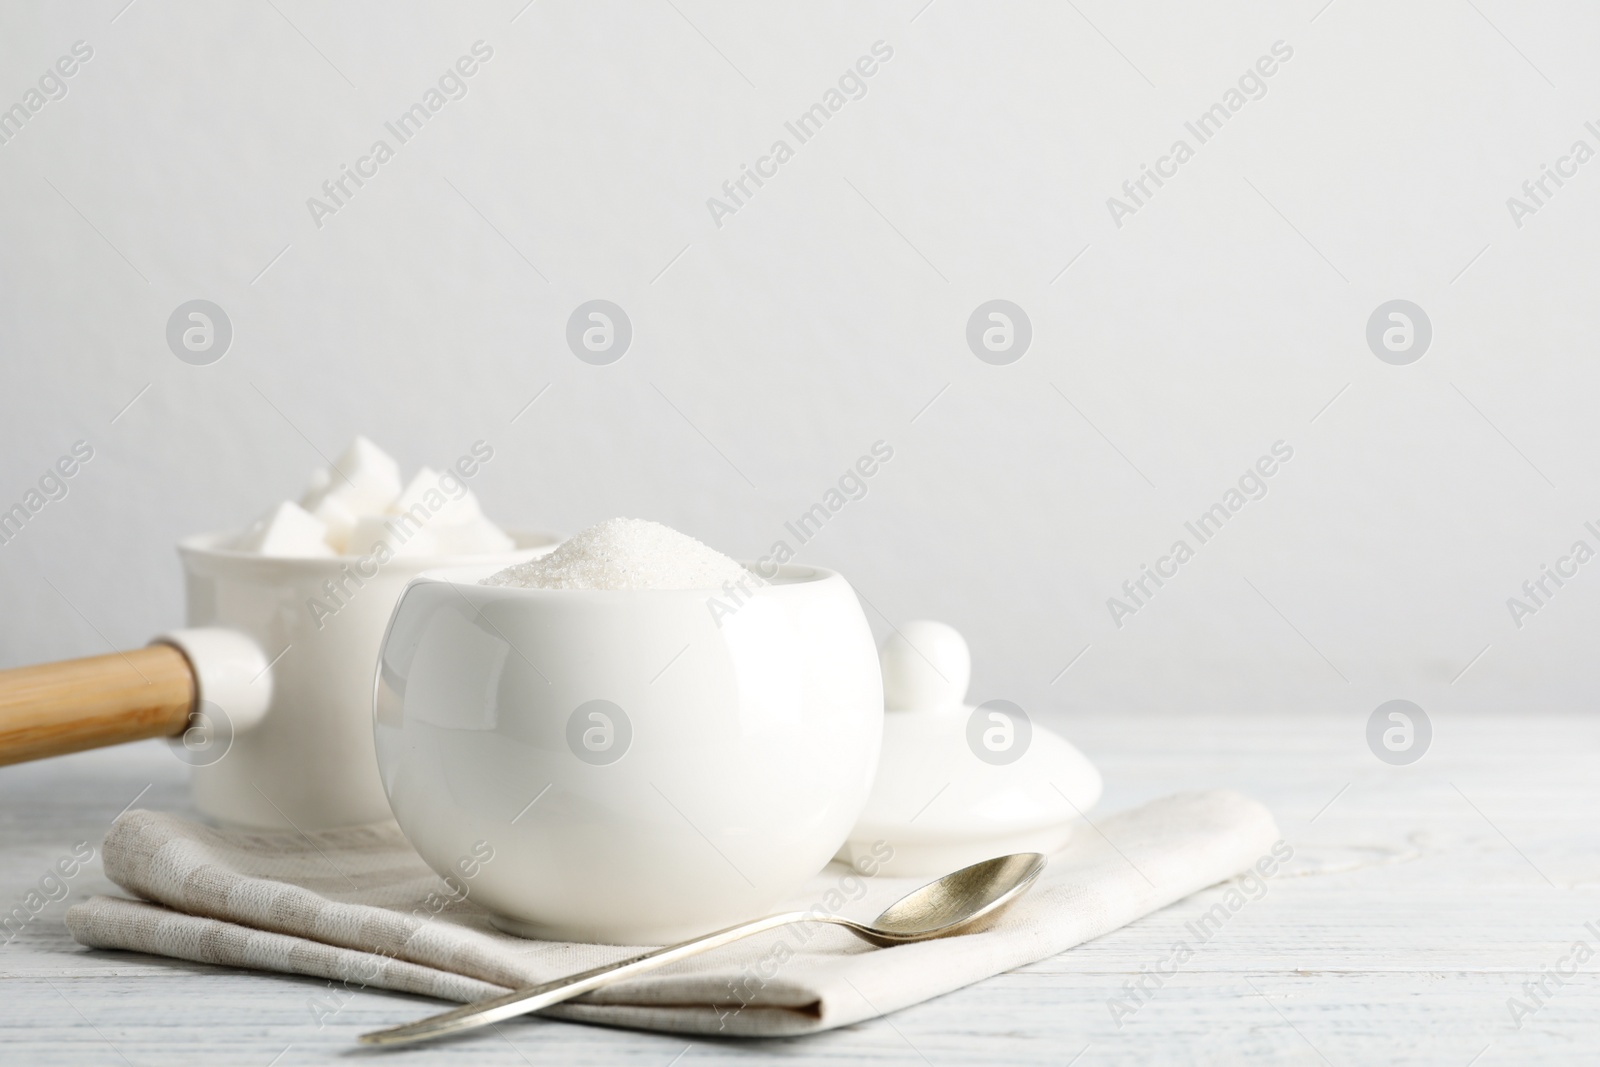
[176,529,560,574]
[412,560,837,597]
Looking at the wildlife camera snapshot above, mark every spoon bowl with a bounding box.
[361,852,1048,1047]
[858,851,1047,944]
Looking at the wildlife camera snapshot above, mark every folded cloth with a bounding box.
[65,790,1278,1037]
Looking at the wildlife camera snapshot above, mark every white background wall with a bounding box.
[3,0,1598,729]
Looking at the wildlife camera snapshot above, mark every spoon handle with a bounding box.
[359,910,826,1047]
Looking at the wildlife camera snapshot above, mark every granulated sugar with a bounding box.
[481,518,752,590]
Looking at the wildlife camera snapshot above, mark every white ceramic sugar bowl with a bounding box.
[838,621,1103,876]
[373,563,883,945]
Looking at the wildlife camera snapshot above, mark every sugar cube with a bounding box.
[231,501,335,557]
[346,513,439,558]
[392,467,483,527]
[302,436,401,516]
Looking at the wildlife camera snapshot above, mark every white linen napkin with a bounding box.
[64,790,1279,1037]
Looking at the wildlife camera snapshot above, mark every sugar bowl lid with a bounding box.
[839,621,1103,877]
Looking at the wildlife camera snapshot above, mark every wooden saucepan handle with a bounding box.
[0,645,196,766]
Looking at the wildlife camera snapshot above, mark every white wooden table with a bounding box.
[1,709,1589,1065]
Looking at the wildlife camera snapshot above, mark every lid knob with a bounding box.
[880,620,970,712]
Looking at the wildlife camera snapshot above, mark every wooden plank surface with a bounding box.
[0,708,1593,1065]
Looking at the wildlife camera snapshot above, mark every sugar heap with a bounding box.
[229,436,513,558]
[482,518,750,590]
